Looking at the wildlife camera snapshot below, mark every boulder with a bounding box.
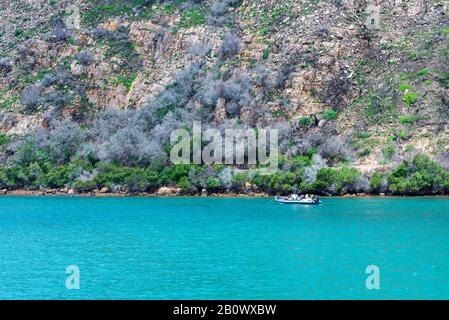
[156,187,181,196]
[99,187,109,193]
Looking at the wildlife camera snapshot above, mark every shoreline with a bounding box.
[1,189,449,198]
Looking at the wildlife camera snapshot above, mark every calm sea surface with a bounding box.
[0,196,448,299]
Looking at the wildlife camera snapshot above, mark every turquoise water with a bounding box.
[0,196,449,299]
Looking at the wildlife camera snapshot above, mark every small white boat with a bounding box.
[275,194,321,205]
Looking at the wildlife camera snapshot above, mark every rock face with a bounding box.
[0,0,448,172]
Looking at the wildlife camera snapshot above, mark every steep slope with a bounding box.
[0,0,448,195]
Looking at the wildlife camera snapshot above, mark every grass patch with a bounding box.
[0,95,19,110]
[402,92,419,106]
[416,67,430,77]
[381,145,395,163]
[272,109,284,118]
[405,144,414,152]
[398,83,413,91]
[441,27,449,35]
[173,8,205,33]
[110,74,137,93]
[399,115,418,125]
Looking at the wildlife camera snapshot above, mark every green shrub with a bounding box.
[405,144,414,152]
[262,48,269,60]
[381,145,395,162]
[124,170,149,192]
[387,155,449,194]
[299,116,312,127]
[178,176,192,192]
[290,155,312,168]
[357,132,372,139]
[439,71,449,87]
[111,73,137,93]
[313,167,360,194]
[159,164,195,185]
[272,109,284,118]
[416,68,430,77]
[94,163,127,187]
[399,115,418,125]
[43,165,73,188]
[206,177,221,190]
[231,172,248,190]
[369,172,384,193]
[0,133,12,146]
[322,109,338,121]
[402,92,419,106]
[250,171,302,194]
[396,129,408,139]
[398,83,413,91]
[75,180,95,192]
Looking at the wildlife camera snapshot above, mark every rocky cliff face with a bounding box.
[0,0,448,172]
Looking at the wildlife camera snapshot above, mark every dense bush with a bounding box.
[1,147,448,195]
[387,154,449,195]
[218,32,241,60]
[21,85,42,110]
[251,171,301,194]
[76,51,94,66]
[210,1,228,17]
[48,20,69,42]
[98,126,156,166]
[311,167,361,194]
[207,0,236,25]
[319,136,351,163]
[369,172,386,193]
[48,121,86,164]
[39,74,57,88]
[322,109,338,121]
[0,57,12,73]
[0,158,91,190]
[198,71,252,116]
[298,117,313,127]
[13,130,50,166]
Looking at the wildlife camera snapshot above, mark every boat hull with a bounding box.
[274,199,321,205]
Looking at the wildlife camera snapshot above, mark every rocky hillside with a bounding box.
[0,0,448,195]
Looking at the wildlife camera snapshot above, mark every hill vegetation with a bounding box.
[0,0,448,195]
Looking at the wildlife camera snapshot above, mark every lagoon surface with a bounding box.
[1,196,449,299]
